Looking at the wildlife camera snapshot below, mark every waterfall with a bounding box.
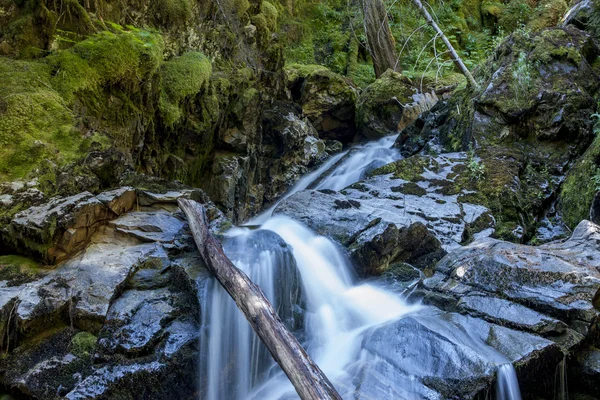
[200,229,303,400]
[199,134,524,400]
[313,134,400,191]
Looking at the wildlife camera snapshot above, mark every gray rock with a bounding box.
[274,152,493,275]
[457,295,568,335]
[5,192,116,262]
[426,221,600,328]
[354,307,562,399]
[109,211,185,244]
[95,187,136,216]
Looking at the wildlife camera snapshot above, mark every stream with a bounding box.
[199,135,522,400]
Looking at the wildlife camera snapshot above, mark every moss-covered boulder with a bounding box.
[356,70,435,139]
[285,63,358,143]
[395,26,600,240]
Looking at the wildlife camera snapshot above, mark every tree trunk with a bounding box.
[361,0,398,78]
[410,0,480,89]
[177,198,342,400]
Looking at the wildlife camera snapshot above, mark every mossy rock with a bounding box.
[0,57,84,181]
[560,134,600,228]
[356,70,417,139]
[284,63,358,142]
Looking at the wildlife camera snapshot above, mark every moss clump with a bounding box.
[159,51,212,127]
[70,331,97,358]
[355,69,417,138]
[152,0,194,26]
[284,63,329,83]
[0,255,42,286]
[371,156,439,182]
[261,1,279,31]
[49,26,164,102]
[0,57,83,181]
[560,134,600,228]
[391,182,427,196]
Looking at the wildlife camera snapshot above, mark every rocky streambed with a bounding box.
[0,145,598,399]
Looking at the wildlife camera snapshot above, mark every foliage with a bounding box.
[512,51,532,103]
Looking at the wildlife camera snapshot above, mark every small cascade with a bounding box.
[313,134,401,191]
[554,354,569,400]
[497,364,522,400]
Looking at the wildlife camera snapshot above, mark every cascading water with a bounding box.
[312,134,401,191]
[199,134,523,400]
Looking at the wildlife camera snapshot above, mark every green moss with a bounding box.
[159,51,212,127]
[371,156,440,182]
[560,134,600,228]
[529,29,582,65]
[391,182,427,196]
[0,57,82,181]
[49,26,164,99]
[0,255,42,286]
[152,0,194,26]
[70,331,97,357]
[261,1,279,31]
[526,0,567,32]
[284,63,329,82]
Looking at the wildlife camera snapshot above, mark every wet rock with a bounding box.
[356,70,438,139]
[457,295,568,335]
[418,220,600,357]
[570,347,600,394]
[95,187,136,216]
[355,307,563,399]
[275,152,493,275]
[0,201,203,399]
[5,192,116,263]
[354,222,445,276]
[109,211,185,245]
[285,64,358,143]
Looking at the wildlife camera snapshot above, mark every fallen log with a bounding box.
[177,198,342,400]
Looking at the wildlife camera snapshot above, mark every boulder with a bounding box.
[354,308,562,399]
[285,64,358,143]
[261,101,327,203]
[418,220,600,353]
[356,70,438,139]
[0,190,210,399]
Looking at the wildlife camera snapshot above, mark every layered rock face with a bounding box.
[0,188,228,399]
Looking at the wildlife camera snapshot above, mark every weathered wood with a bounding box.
[177,198,342,400]
[361,0,398,77]
[410,0,480,90]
